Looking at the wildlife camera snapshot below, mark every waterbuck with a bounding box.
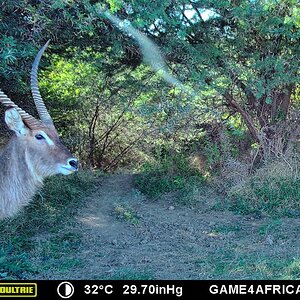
[0,41,78,218]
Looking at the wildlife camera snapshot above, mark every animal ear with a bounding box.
[4,108,29,136]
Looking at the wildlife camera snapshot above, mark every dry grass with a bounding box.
[227,155,300,217]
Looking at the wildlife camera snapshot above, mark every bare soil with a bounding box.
[31,174,300,280]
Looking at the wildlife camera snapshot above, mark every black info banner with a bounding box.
[1,280,300,299]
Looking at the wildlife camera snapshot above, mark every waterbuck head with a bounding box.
[0,41,78,217]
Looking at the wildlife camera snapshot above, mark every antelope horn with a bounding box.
[30,40,54,126]
[0,90,42,128]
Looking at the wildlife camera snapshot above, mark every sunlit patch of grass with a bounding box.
[114,203,140,225]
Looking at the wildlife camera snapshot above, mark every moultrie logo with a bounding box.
[0,283,37,297]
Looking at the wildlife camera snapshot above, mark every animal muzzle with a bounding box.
[58,158,79,175]
[68,158,79,171]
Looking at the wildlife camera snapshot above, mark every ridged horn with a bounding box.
[0,90,42,128]
[30,40,54,126]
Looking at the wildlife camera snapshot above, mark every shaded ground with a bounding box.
[30,174,300,279]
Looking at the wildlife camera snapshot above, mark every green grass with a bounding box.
[107,268,154,280]
[212,224,241,234]
[134,153,205,203]
[207,158,300,279]
[195,249,300,280]
[194,214,300,280]
[114,203,140,225]
[0,170,96,279]
[258,219,282,235]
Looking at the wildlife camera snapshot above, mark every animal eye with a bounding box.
[35,134,45,140]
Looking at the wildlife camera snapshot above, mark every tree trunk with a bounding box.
[224,85,295,161]
[224,92,260,143]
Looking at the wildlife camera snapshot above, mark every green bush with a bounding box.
[134,152,205,202]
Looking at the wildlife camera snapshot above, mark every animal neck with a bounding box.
[0,136,43,218]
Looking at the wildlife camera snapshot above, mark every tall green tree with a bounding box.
[0,0,116,103]
[102,0,300,157]
[1,0,299,160]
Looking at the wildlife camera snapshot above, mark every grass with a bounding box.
[227,158,300,217]
[1,154,299,280]
[114,203,140,225]
[107,268,154,280]
[212,224,241,234]
[134,152,205,204]
[0,170,96,279]
[193,212,300,280]
[194,224,300,280]
[195,252,300,280]
[258,219,282,235]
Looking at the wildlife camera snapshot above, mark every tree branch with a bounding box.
[223,92,259,142]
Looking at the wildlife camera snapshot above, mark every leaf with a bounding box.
[106,0,123,12]
[265,97,272,105]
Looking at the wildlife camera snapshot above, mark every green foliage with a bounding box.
[134,151,205,202]
[202,142,221,168]
[1,0,299,169]
[106,0,123,12]
[0,251,31,279]
[1,1,300,282]
[38,48,211,170]
[114,203,140,225]
[114,0,300,153]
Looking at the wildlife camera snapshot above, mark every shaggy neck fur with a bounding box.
[0,136,43,218]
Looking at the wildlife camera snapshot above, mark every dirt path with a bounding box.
[34,174,300,280]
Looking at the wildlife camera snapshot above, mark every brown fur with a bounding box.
[0,113,76,218]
